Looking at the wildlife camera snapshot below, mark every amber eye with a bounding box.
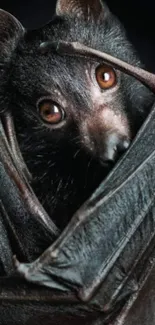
[38,100,65,124]
[96,64,117,89]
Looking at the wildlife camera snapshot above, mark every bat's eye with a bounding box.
[38,100,65,124]
[96,64,117,89]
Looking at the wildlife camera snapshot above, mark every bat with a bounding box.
[0,0,155,324]
[14,50,155,325]
[6,0,154,231]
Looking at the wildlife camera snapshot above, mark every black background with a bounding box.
[1,0,155,70]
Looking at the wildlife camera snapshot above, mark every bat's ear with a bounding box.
[56,0,108,20]
[0,9,25,64]
[0,10,25,110]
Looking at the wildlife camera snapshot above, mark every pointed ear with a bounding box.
[0,9,25,64]
[56,0,107,20]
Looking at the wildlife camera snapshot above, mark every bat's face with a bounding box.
[8,0,154,227]
[13,50,131,165]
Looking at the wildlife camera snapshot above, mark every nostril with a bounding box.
[99,150,116,166]
[117,138,131,154]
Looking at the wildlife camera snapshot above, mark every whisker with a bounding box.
[69,136,81,144]
[73,148,81,158]
[84,156,93,189]
[48,161,56,168]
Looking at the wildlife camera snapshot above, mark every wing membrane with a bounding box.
[15,101,155,311]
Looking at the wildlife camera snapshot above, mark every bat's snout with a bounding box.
[98,133,130,166]
[80,107,131,166]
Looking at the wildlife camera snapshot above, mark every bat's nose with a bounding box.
[99,133,130,166]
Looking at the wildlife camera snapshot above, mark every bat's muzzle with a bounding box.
[99,133,130,166]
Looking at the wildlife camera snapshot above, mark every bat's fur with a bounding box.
[5,0,154,229]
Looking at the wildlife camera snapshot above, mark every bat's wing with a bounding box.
[1,12,155,323]
[0,116,82,322]
[0,117,58,264]
[15,98,155,317]
[0,9,59,270]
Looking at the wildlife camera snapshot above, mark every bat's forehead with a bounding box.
[42,15,119,54]
[13,44,91,103]
[12,16,119,96]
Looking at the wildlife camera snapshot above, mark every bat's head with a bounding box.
[0,0,154,227]
[7,0,154,164]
